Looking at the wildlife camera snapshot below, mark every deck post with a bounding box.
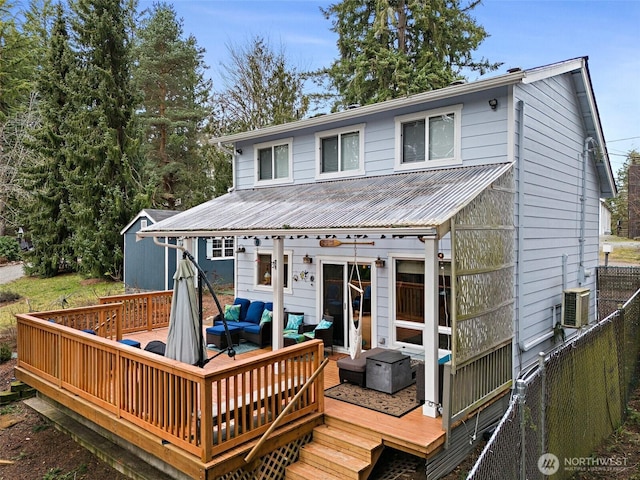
[201,378,213,462]
[423,236,439,418]
[272,236,285,350]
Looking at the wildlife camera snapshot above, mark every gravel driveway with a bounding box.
[0,262,25,285]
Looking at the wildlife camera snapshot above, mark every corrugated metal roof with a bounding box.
[138,163,513,238]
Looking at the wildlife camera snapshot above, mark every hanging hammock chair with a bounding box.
[348,245,364,360]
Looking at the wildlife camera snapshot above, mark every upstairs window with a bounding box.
[395,105,462,170]
[255,138,292,185]
[316,124,365,179]
[206,237,234,259]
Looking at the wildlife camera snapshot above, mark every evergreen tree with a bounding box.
[22,3,75,276]
[134,2,213,210]
[0,0,43,236]
[319,0,500,110]
[0,0,37,120]
[67,0,144,278]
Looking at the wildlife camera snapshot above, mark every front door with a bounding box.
[321,261,373,350]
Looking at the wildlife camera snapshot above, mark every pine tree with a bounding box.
[134,2,213,210]
[0,0,42,236]
[319,0,500,110]
[66,0,144,278]
[21,3,75,276]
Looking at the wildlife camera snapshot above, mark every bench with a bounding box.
[336,347,386,386]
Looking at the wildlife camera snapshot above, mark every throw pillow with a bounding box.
[224,304,241,321]
[260,309,273,325]
[315,319,332,330]
[285,313,304,331]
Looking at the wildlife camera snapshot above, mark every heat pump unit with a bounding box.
[561,287,590,328]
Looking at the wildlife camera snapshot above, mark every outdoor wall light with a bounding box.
[236,148,243,154]
[488,98,498,110]
[375,257,386,268]
[303,254,312,264]
[236,246,246,254]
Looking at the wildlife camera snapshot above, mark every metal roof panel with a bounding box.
[139,163,513,237]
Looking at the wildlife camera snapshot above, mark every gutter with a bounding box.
[136,226,439,241]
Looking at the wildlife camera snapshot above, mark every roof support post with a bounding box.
[272,236,285,350]
[423,236,440,418]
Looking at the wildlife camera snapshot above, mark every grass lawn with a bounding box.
[0,273,124,329]
[599,236,640,266]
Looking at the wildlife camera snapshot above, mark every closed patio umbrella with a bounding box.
[165,258,206,366]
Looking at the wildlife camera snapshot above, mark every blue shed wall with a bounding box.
[123,218,235,291]
[123,218,169,291]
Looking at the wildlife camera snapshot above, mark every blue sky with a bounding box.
[143,0,640,174]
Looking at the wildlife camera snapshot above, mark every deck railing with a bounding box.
[99,290,172,334]
[16,312,324,463]
[29,303,123,341]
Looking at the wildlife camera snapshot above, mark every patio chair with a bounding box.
[144,340,166,356]
[303,315,334,354]
[283,312,306,346]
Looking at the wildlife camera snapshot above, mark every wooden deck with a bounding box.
[126,325,446,459]
[16,292,447,479]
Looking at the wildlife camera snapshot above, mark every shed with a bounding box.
[121,209,234,292]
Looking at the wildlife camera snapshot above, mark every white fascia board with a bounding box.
[520,57,586,84]
[120,209,152,235]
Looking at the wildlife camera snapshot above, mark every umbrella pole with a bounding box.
[197,263,204,367]
[181,250,236,362]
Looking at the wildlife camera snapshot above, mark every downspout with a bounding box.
[516,100,526,371]
[217,142,237,192]
[578,137,594,285]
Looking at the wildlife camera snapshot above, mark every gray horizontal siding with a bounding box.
[515,73,601,369]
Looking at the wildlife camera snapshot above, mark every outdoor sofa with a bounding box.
[210,297,273,347]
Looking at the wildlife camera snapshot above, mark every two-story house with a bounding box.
[138,57,616,424]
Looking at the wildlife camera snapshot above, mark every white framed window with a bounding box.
[254,138,293,185]
[389,255,452,353]
[394,105,462,170]
[255,250,292,293]
[315,124,365,179]
[206,237,234,259]
[141,219,148,229]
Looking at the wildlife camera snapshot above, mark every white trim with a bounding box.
[253,137,293,186]
[521,57,584,84]
[206,237,235,260]
[388,253,427,354]
[315,124,366,180]
[394,105,462,171]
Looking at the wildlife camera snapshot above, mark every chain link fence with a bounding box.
[467,282,640,480]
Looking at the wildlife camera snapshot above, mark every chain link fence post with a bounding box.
[516,379,526,480]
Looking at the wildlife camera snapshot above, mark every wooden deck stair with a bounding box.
[286,423,383,480]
